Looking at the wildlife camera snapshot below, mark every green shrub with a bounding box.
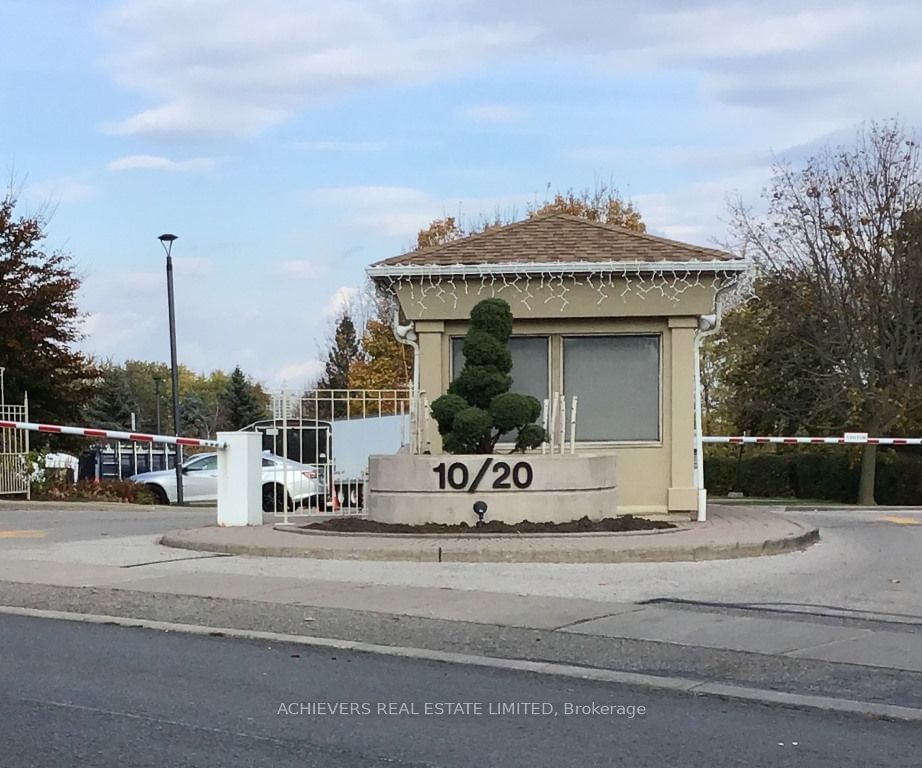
[703,445,922,503]
[432,298,547,453]
[32,479,155,504]
[739,454,797,498]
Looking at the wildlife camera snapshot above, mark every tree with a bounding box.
[221,365,268,430]
[82,364,138,430]
[179,390,210,437]
[416,216,465,250]
[414,181,644,249]
[526,184,645,232]
[431,298,546,453]
[726,120,922,504]
[0,188,95,422]
[317,311,361,390]
[702,275,849,437]
[348,318,413,400]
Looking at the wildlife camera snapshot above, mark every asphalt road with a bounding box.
[1,614,920,768]
[0,502,214,545]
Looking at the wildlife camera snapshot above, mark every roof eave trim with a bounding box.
[367,260,750,279]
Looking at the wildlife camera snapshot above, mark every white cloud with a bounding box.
[98,0,922,141]
[272,359,324,388]
[107,154,222,172]
[304,184,539,242]
[100,0,536,139]
[23,176,95,205]
[304,186,440,238]
[323,285,359,318]
[634,165,772,248]
[462,104,526,124]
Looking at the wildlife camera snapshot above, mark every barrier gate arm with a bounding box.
[703,435,922,446]
[0,420,223,449]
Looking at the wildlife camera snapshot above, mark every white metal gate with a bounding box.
[0,397,30,497]
[255,388,419,520]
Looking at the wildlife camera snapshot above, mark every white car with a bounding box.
[129,451,326,511]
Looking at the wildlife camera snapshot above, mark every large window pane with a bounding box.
[451,336,549,401]
[563,335,660,441]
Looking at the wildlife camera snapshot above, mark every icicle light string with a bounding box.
[380,265,751,315]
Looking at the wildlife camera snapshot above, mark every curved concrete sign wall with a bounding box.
[367,454,617,526]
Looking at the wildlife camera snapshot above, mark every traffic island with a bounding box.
[160,505,819,563]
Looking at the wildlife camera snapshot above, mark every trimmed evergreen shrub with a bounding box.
[431,298,547,454]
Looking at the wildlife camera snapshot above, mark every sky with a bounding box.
[2,0,921,390]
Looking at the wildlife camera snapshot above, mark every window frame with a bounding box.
[560,332,663,446]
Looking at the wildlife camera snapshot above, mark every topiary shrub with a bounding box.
[431,298,547,453]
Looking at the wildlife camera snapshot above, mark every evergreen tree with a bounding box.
[82,365,138,430]
[221,366,268,430]
[317,311,361,390]
[180,391,210,437]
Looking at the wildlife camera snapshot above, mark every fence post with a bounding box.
[216,431,262,526]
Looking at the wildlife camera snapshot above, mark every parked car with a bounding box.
[129,451,326,511]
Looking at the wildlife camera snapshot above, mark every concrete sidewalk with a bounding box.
[161,505,819,562]
[3,501,922,718]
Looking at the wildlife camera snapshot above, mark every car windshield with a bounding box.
[183,454,217,470]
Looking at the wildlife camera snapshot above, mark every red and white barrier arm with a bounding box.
[0,420,222,448]
[703,436,922,446]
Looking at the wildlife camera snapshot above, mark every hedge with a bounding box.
[704,446,922,504]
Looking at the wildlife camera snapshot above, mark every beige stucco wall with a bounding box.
[390,274,715,515]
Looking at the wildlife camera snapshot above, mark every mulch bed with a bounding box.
[301,515,676,534]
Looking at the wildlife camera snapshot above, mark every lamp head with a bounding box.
[158,233,178,258]
[473,500,488,526]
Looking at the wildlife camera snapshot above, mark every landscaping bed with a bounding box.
[301,515,675,534]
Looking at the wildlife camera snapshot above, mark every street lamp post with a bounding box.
[159,233,183,505]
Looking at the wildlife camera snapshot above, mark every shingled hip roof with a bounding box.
[368,213,746,277]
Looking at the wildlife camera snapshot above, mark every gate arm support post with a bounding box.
[217,431,262,526]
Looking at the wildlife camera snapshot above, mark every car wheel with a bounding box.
[146,484,169,505]
[262,483,292,512]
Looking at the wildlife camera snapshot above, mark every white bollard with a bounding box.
[216,431,262,526]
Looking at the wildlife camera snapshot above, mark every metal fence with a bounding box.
[0,398,29,497]
[253,388,418,521]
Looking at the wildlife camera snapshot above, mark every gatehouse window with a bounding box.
[562,335,661,442]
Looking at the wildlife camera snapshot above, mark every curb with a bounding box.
[0,604,916,723]
[159,526,819,563]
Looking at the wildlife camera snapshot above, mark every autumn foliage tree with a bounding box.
[415,181,644,248]
[0,189,95,422]
[348,320,413,391]
[724,120,922,504]
[526,185,645,232]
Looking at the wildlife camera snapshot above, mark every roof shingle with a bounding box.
[372,213,737,267]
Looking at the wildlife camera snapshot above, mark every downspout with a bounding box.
[392,308,421,451]
[693,276,738,522]
[392,308,420,398]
